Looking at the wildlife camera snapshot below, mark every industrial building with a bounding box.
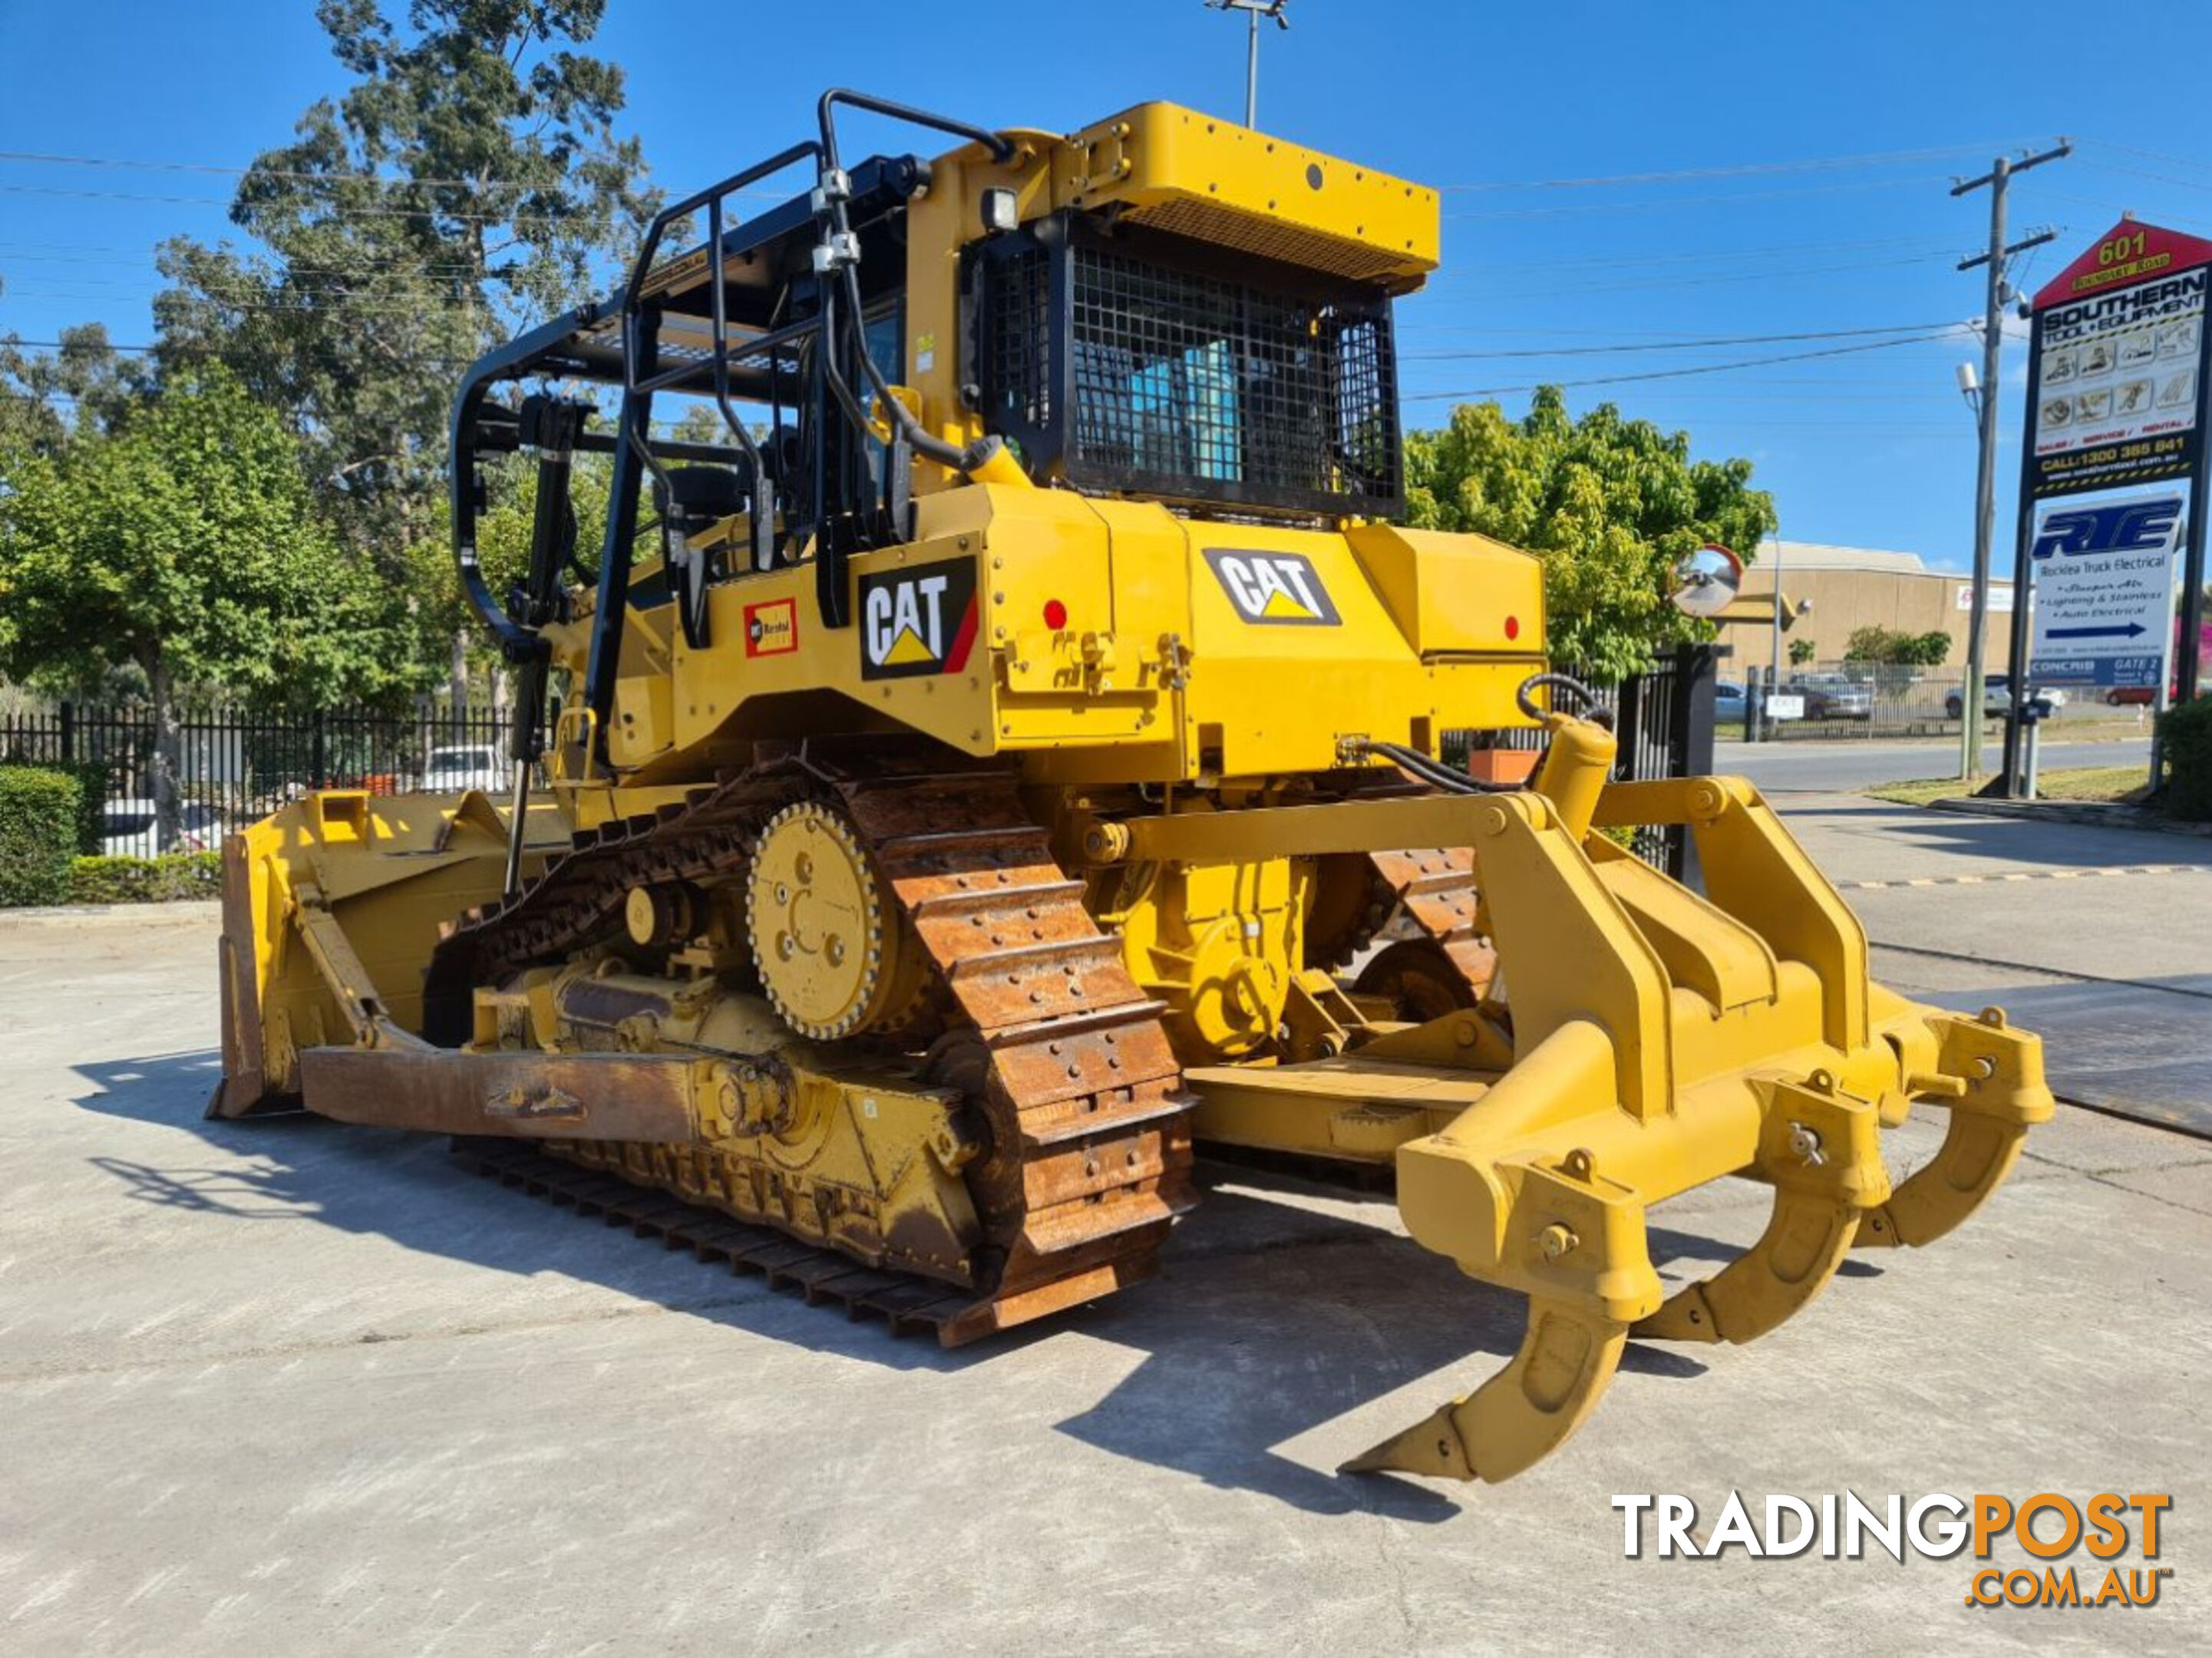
[1735,539,2015,670]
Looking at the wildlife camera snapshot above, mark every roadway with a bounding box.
[1718,735,2154,794]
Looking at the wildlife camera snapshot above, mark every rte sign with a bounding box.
[2026,493,2181,690]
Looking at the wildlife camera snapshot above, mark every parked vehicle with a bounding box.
[418,744,506,793]
[1945,675,2065,720]
[98,799,227,857]
[1782,675,1872,720]
[1715,680,1748,723]
[2104,682,2181,707]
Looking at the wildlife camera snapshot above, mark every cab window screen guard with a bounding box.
[978,213,1401,517]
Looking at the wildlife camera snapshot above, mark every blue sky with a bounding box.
[5,0,2212,570]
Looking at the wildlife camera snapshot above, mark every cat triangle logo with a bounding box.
[882,625,936,666]
[1203,549,1342,627]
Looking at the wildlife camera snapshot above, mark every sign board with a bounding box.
[1955,583,2016,613]
[2025,493,2181,689]
[1765,694,1806,722]
[2027,223,2212,500]
[2005,220,2212,778]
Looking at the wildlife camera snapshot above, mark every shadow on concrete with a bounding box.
[1920,978,2212,1140]
[75,1047,1737,1519]
[1763,801,2212,870]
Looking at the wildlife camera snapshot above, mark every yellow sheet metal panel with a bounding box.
[1055,104,1441,290]
[1344,523,1547,657]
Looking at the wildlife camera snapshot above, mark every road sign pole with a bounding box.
[1955,144,2067,791]
[2181,440,2210,707]
[2159,477,2207,792]
[1963,157,2009,782]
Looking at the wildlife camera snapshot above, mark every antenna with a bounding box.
[1204,0,1290,128]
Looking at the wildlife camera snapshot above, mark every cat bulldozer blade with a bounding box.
[213,91,2052,1482]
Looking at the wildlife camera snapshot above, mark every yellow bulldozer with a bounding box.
[211,92,2052,1483]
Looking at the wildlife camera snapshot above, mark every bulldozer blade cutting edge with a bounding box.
[1341,1299,1628,1484]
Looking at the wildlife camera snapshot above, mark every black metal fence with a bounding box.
[1445,645,1718,881]
[6,657,1721,870]
[1612,645,1716,880]
[0,697,508,857]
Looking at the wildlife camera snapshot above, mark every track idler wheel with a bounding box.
[1342,1297,1627,1484]
[1352,939,1480,1023]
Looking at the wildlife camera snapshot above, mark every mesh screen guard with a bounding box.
[979,216,1402,517]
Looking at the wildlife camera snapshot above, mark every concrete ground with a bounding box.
[2,895,2205,1656]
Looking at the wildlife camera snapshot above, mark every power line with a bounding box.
[1402,319,1966,361]
[0,182,623,228]
[2082,138,2212,174]
[2072,160,2212,197]
[1401,329,1965,401]
[1425,232,1953,279]
[1434,139,2035,193]
[1442,173,1960,222]
[1415,249,1966,303]
[3,339,157,353]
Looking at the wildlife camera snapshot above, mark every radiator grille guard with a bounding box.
[979,218,1401,517]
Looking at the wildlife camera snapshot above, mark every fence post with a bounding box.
[311,708,328,791]
[59,700,75,764]
[1670,644,1717,885]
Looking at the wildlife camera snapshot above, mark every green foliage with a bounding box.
[2159,697,2212,822]
[66,852,225,905]
[0,758,109,854]
[1842,626,1952,666]
[1788,637,1817,666]
[0,368,414,709]
[152,0,655,612]
[0,323,148,456]
[1404,388,1776,680]
[1897,630,1953,667]
[0,767,82,907]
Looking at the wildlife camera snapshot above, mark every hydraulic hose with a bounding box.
[1354,739,1527,796]
[1516,672,1614,728]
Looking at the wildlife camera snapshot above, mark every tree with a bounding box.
[1404,388,1776,680]
[151,1,658,692]
[1844,626,1951,667]
[0,322,147,456]
[1788,636,1817,666]
[0,369,411,848]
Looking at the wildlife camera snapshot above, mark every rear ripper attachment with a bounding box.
[1090,711,2052,1483]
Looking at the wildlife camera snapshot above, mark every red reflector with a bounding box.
[1504,615,1520,640]
[1043,599,1068,629]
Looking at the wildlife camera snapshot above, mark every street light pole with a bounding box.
[1951,143,2067,783]
[1768,527,1786,742]
[1206,0,1289,128]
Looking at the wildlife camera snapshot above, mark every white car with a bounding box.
[99,799,226,857]
[420,745,507,793]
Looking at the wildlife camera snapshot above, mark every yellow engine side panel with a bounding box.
[612,484,1547,786]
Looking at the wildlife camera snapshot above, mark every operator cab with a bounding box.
[447,92,1438,791]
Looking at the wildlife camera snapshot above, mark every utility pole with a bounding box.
[1951,143,2068,781]
[1207,0,1289,128]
